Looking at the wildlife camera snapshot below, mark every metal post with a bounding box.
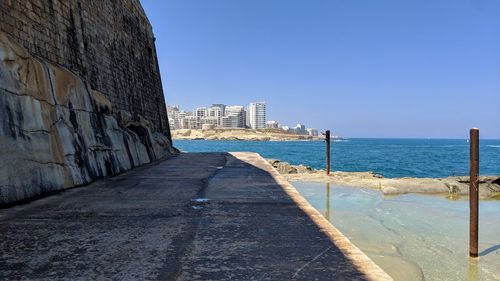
[325,130,331,175]
[469,128,479,258]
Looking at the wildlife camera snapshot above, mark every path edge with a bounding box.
[231,152,393,281]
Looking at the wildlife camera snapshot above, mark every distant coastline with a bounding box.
[171,129,322,141]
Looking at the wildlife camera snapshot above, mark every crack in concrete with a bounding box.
[291,246,333,279]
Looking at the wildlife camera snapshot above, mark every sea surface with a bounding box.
[294,182,500,281]
[174,139,500,178]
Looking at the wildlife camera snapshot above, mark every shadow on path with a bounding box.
[0,152,388,281]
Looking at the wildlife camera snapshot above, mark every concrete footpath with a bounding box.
[0,152,392,281]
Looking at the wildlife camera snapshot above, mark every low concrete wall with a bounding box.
[230,152,393,281]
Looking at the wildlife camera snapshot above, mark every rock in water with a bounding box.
[0,32,176,206]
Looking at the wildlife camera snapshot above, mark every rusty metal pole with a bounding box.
[469,128,479,258]
[325,130,331,175]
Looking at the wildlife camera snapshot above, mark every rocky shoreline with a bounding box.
[172,129,320,141]
[267,159,500,199]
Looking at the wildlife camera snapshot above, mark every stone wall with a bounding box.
[0,0,170,136]
[0,32,176,206]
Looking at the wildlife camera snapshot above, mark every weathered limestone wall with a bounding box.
[0,32,175,206]
[0,0,169,135]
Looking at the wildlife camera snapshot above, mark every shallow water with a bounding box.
[294,181,500,281]
[174,139,500,178]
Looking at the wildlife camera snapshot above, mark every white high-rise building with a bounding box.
[307,128,319,136]
[248,102,266,130]
[211,104,226,116]
[245,109,251,128]
[222,105,246,128]
[195,107,208,129]
[294,124,307,135]
[208,106,223,127]
[266,121,279,129]
[181,115,197,129]
[167,105,181,130]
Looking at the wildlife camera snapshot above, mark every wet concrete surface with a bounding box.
[0,152,389,280]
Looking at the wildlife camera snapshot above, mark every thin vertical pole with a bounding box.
[469,128,479,258]
[325,183,331,221]
[326,130,331,175]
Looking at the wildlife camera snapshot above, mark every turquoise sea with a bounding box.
[173,139,500,178]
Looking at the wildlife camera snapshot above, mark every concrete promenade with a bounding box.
[0,152,391,280]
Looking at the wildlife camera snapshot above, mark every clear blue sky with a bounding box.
[141,0,500,139]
